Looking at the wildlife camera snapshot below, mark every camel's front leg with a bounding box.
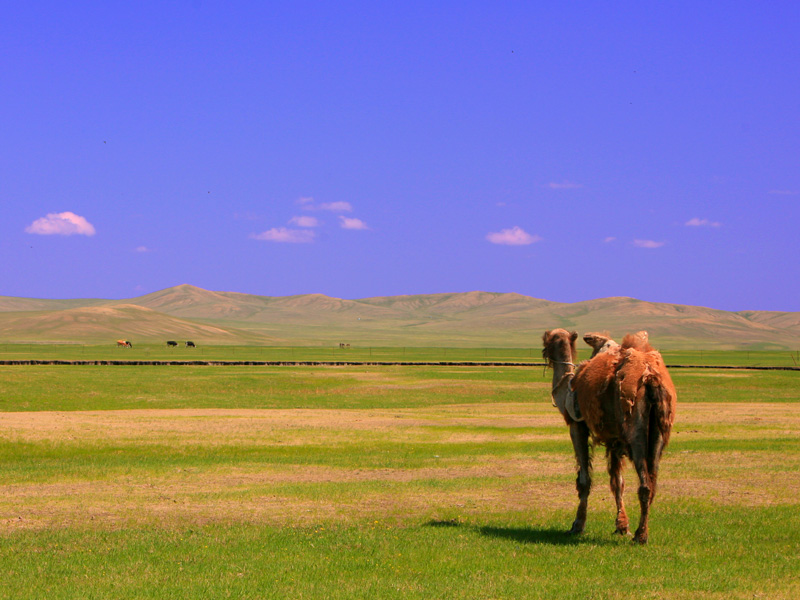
[608,449,629,535]
[569,421,592,534]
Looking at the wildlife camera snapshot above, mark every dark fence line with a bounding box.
[0,360,798,370]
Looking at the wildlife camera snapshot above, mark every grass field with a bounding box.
[2,343,799,367]
[0,356,798,598]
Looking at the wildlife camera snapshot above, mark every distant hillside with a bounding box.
[0,284,798,348]
[0,296,107,312]
[0,303,272,344]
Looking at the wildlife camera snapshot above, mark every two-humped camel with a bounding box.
[542,329,676,544]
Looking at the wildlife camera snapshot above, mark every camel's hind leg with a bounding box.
[631,398,669,544]
[631,394,670,544]
[608,447,629,535]
[630,442,652,544]
[568,421,592,535]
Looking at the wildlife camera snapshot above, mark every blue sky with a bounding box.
[2,1,798,311]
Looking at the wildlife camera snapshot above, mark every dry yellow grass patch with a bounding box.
[0,403,562,444]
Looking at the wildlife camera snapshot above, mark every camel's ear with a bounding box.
[543,330,552,343]
[570,331,578,343]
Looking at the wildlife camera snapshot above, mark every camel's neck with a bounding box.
[550,359,575,418]
[551,362,574,392]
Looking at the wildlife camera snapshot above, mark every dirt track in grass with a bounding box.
[1,403,798,530]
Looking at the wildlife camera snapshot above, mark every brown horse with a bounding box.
[542,328,676,544]
[116,339,132,348]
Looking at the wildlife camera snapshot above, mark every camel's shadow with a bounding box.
[425,520,586,546]
[478,525,581,546]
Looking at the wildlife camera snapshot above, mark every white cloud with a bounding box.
[289,216,320,227]
[768,189,798,196]
[486,226,541,246]
[339,216,369,230]
[604,237,616,243]
[633,239,665,249]
[299,197,353,212]
[251,228,315,243]
[25,212,96,236]
[318,201,352,212]
[547,181,582,190]
[686,218,721,228]
[134,246,151,253]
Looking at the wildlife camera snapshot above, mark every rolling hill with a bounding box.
[0,284,798,348]
[0,303,271,344]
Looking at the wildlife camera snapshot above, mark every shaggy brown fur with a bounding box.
[542,329,677,544]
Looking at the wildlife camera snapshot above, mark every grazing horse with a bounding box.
[166,340,178,347]
[185,341,196,347]
[116,339,132,348]
[542,329,676,544]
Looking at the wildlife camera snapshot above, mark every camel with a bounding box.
[541,328,676,544]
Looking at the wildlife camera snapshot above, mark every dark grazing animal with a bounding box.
[185,341,196,348]
[542,328,676,544]
[166,340,178,347]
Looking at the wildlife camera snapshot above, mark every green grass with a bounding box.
[670,369,800,402]
[0,359,798,598]
[0,364,545,411]
[0,506,797,599]
[0,363,797,413]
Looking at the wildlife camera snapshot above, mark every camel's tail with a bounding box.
[642,355,677,448]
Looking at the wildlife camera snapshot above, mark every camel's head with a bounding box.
[583,331,621,358]
[542,328,578,366]
[583,332,612,352]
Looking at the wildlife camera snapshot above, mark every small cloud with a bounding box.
[769,189,798,196]
[633,239,665,249]
[339,216,369,230]
[686,218,721,228]
[486,226,541,246]
[251,228,315,243]
[299,197,353,212]
[604,237,616,243]
[134,246,151,253]
[289,216,320,227]
[318,201,352,212]
[547,181,582,190]
[25,212,96,236]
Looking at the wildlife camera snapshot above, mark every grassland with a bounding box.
[2,342,799,368]
[0,356,798,598]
